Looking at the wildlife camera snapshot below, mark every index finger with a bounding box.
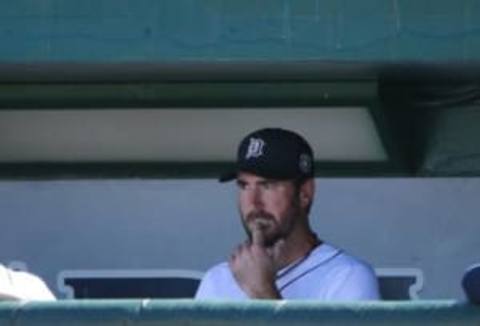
[251,224,266,247]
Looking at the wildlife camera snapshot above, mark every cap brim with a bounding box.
[219,167,303,182]
[218,171,237,182]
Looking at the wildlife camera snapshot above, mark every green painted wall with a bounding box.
[1,0,479,62]
[1,300,480,325]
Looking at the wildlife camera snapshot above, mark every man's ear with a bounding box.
[299,178,315,208]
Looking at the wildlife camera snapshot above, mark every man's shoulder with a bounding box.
[311,243,377,280]
[307,243,380,299]
[318,243,373,266]
[202,261,231,280]
[196,261,247,299]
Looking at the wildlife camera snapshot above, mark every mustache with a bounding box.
[246,211,275,222]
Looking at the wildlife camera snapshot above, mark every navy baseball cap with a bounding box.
[220,128,315,182]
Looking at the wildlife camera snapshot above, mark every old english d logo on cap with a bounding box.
[245,137,265,159]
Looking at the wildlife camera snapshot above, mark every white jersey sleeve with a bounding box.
[195,262,248,300]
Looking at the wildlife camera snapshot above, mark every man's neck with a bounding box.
[275,231,320,270]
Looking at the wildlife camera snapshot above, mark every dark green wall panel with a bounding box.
[1,300,480,326]
[1,0,479,62]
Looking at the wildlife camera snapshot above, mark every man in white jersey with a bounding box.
[195,128,380,300]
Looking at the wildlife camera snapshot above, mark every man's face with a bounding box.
[236,172,303,247]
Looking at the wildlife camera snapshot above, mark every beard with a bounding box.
[241,198,302,247]
[242,211,280,247]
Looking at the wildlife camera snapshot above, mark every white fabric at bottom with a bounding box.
[0,264,56,301]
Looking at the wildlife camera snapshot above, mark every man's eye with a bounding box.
[262,182,275,190]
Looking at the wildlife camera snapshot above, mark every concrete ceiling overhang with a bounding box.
[0,62,479,178]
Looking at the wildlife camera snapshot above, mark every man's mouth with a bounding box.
[251,218,271,229]
[246,211,274,226]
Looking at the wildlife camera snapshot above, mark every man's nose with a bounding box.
[248,187,263,208]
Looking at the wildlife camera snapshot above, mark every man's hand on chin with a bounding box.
[229,225,284,299]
